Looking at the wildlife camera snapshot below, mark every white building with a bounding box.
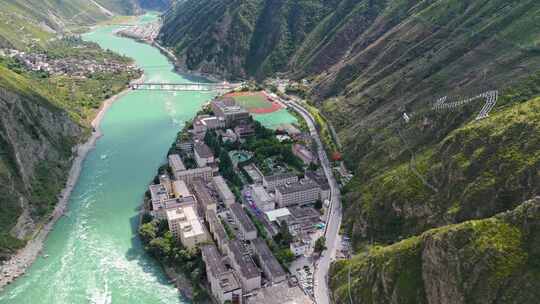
[174,166,213,184]
[202,245,243,304]
[212,176,236,207]
[262,172,298,191]
[194,142,214,167]
[275,180,320,207]
[166,205,208,250]
[290,241,309,257]
[168,154,186,174]
[172,180,191,198]
[251,185,274,211]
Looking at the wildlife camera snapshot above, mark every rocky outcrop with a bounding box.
[0,69,84,259]
[330,197,540,304]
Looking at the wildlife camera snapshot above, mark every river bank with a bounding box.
[0,74,144,290]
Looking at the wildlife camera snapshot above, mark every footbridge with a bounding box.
[130,82,243,92]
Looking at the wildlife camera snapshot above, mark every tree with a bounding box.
[314,199,323,210]
[139,222,157,244]
[278,220,293,246]
[314,236,327,253]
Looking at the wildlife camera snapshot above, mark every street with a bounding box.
[281,95,343,304]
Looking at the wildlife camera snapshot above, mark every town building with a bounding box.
[174,166,213,184]
[290,241,309,257]
[149,183,169,209]
[287,206,321,235]
[292,144,316,165]
[305,170,330,201]
[176,140,194,156]
[251,238,286,284]
[251,185,274,211]
[211,98,250,127]
[172,180,191,199]
[168,154,186,176]
[193,114,225,134]
[227,239,261,292]
[234,123,255,139]
[166,205,208,250]
[275,180,320,207]
[212,176,236,207]
[229,204,257,241]
[194,142,214,167]
[201,245,243,304]
[217,129,238,143]
[206,210,229,254]
[243,164,263,184]
[262,172,298,191]
[191,178,218,217]
[158,174,172,195]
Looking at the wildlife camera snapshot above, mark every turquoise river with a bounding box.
[0,14,296,304]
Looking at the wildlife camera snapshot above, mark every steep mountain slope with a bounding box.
[0,65,83,259]
[159,0,337,79]
[329,196,540,304]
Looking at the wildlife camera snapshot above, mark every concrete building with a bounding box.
[251,238,286,284]
[201,245,242,304]
[168,154,186,174]
[227,239,261,292]
[176,140,194,156]
[206,210,229,254]
[233,124,255,139]
[243,164,263,184]
[194,142,214,168]
[211,98,250,127]
[229,204,257,241]
[290,241,309,257]
[193,114,225,134]
[287,206,321,235]
[262,172,298,191]
[174,166,213,184]
[305,170,330,202]
[149,183,169,209]
[275,180,320,208]
[158,174,172,195]
[251,185,274,211]
[191,178,218,217]
[213,176,236,207]
[172,180,191,199]
[166,205,208,250]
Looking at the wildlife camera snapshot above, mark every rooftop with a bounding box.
[207,209,227,241]
[305,171,330,190]
[228,239,260,279]
[264,172,298,182]
[230,204,257,234]
[149,183,168,203]
[192,179,217,208]
[276,180,320,195]
[265,208,291,222]
[167,206,206,238]
[201,244,228,276]
[213,176,235,202]
[252,185,272,202]
[168,154,186,172]
[289,206,320,220]
[172,180,191,197]
[217,271,242,293]
[251,238,286,279]
[194,142,214,158]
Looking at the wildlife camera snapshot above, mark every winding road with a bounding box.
[279,95,343,304]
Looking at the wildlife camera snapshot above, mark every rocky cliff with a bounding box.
[330,196,540,304]
[0,66,84,259]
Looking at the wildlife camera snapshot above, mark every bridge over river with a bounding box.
[130,82,243,92]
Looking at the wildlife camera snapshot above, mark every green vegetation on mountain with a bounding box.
[329,197,540,304]
[0,3,143,259]
[160,0,540,302]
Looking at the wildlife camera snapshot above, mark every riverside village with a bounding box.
[140,87,351,304]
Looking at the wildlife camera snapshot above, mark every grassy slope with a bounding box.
[340,72,540,247]
[330,197,540,304]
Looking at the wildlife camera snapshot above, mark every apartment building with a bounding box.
[194,142,214,168]
[211,98,250,127]
[166,205,208,250]
[275,180,320,208]
[227,239,261,292]
[191,178,218,217]
[212,176,235,207]
[206,209,229,254]
[262,172,298,191]
[229,204,257,241]
[168,154,186,175]
[251,238,286,284]
[174,166,213,184]
[251,185,274,211]
[201,245,242,304]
